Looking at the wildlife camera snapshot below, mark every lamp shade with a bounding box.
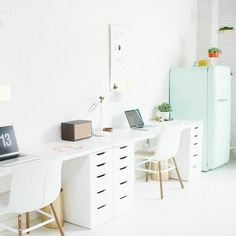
[109,89,123,102]
[0,84,11,102]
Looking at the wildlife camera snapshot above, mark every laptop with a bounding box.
[0,125,39,167]
[124,109,157,130]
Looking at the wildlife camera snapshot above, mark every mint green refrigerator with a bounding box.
[170,66,231,171]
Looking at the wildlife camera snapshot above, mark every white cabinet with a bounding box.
[112,145,134,216]
[170,122,203,181]
[62,143,134,229]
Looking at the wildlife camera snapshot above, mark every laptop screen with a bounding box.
[125,109,144,128]
[0,126,19,159]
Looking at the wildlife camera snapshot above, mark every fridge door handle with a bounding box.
[217,98,229,102]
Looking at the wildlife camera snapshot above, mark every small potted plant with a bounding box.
[208,47,222,58]
[158,102,172,121]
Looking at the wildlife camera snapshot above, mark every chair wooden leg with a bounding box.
[49,203,65,236]
[146,161,151,182]
[26,212,30,234]
[18,214,23,236]
[158,162,163,199]
[173,157,184,189]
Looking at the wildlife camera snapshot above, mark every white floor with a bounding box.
[1,159,236,236]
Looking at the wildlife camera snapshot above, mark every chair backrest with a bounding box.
[154,124,184,161]
[7,159,62,213]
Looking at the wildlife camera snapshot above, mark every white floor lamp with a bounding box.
[88,83,122,137]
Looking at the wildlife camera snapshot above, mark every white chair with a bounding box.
[0,160,65,236]
[136,124,184,199]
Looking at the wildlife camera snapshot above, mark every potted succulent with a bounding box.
[158,102,172,121]
[208,47,222,58]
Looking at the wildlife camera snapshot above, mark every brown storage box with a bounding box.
[61,120,92,141]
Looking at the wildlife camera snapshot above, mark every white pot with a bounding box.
[159,112,170,120]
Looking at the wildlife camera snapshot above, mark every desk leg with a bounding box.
[146,161,151,182]
[49,204,65,236]
[172,158,184,189]
[18,214,23,236]
[158,162,163,199]
[26,212,30,234]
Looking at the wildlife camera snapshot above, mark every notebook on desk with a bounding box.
[0,125,39,167]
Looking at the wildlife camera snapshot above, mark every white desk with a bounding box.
[0,120,203,229]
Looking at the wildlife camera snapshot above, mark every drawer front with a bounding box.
[115,165,133,183]
[91,202,112,228]
[117,155,131,169]
[189,164,201,180]
[191,156,201,169]
[91,150,110,166]
[191,124,202,135]
[91,149,112,191]
[115,180,132,199]
[94,161,109,177]
[113,144,134,183]
[94,188,109,208]
[114,145,133,158]
[191,141,201,154]
[93,172,111,192]
[114,191,133,216]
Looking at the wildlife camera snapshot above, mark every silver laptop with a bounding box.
[0,125,39,167]
[124,109,156,130]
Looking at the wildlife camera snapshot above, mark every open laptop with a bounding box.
[124,109,157,130]
[0,125,39,167]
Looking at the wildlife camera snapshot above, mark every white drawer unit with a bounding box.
[170,122,203,181]
[62,149,113,229]
[62,143,134,229]
[112,144,134,216]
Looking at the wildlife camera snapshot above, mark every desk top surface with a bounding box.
[0,120,201,177]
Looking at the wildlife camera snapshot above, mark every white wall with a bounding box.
[197,0,218,59]
[0,0,197,148]
[218,0,236,158]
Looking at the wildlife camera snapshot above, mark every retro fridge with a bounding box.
[170,66,231,171]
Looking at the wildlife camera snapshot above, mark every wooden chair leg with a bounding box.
[26,212,30,234]
[18,214,23,236]
[49,203,65,236]
[158,162,163,199]
[146,161,151,182]
[173,157,184,189]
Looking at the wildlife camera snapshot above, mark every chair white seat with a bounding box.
[0,160,65,236]
[135,148,156,156]
[135,124,184,199]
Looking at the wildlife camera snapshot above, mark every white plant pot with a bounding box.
[160,112,170,121]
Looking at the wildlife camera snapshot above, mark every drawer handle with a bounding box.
[97,174,106,178]
[97,204,106,210]
[194,135,198,137]
[194,127,199,129]
[120,195,128,200]
[120,181,128,185]
[97,189,106,194]
[194,143,198,146]
[97,152,105,156]
[193,165,197,168]
[120,166,127,170]
[120,156,127,160]
[120,146,127,149]
[193,154,198,157]
[97,162,106,167]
